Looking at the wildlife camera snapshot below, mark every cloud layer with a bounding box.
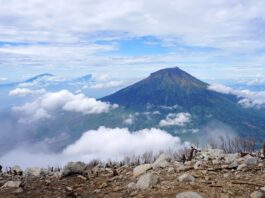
[12,90,116,122]
[208,84,265,108]
[0,127,187,168]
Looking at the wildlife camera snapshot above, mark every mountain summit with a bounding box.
[101,67,234,109]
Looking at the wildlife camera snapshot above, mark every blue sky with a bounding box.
[1,0,265,84]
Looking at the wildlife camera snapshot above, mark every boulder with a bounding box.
[2,181,21,188]
[152,153,170,169]
[176,191,204,198]
[228,161,238,169]
[224,153,240,163]
[127,182,136,189]
[11,166,23,174]
[244,157,258,166]
[25,167,43,177]
[136,173,159,189]
[62,161,87,177]
[177,173,195,182]
[250,191,264,198]
[133,164,152,177]
[194,161,202,169]
[237,163,246,171]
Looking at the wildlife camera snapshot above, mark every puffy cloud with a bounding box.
[0,77,7,81]
[12,90,117,122]
[159,112,191,127]
[123,114,135,125]
[208,84,265,108]
[9,88,46,96]
[0,127,188,168]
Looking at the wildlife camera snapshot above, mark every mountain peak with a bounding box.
[101,67,217,108]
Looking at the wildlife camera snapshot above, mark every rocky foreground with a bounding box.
[1,149,265,198]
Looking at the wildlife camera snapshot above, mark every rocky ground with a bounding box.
[1,149,265,198]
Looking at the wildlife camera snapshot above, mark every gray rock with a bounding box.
[244,157,258,166]
[152,153,170,169]
[62,161,87,177]
[237,163,246,171]
[176,191,204,198]
[194,161,202,169]
[11,166,22,174]
[177,173,195,182]
[25,167,43,177]
[13,187,23,194]
[168,167,175,173]
[228,161,238,169]
[136,173,159,189]
[127,182,136,189]
[133,164,152,177]
[2,181,21,188]
[250,191,264,198]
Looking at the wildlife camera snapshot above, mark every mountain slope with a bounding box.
[101,67,238,109]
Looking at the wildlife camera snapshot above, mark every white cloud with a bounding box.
[123,114,135,125]
[0,77,7,81]
[12,90,117,122]
[0,127,188,168]
[9,88,46,96]
[208,84,265,108]
[159,112,191,127]
[89,80,123,89]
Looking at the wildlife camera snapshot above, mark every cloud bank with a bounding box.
[208,84,265,108]
[0,127,188,168]
[12,90,117,122]
[159,112,191,127]
[9,88,46,96]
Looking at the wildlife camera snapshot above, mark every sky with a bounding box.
[1,0,265,83]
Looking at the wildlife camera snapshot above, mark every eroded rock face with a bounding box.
[62,161,87,177]
[176,191,204,198]
[136,173,159,189]
[133,164,152,177]
[250,191,264,198]
[152,153,170,169]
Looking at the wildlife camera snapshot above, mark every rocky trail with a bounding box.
[1,149,265,198]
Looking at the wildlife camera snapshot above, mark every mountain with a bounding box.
[24,73,54,83]
[101,67,265,143]
[101,67,238,109]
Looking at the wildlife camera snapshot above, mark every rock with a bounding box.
[133,164,152,177]
[152,153,170,169]
[62,161,87,177]
[194,161,203,169]
[228,161,238,169]
[112,186,122,192]
[244,157,258,166]
[176,191,203,198]
[127,182,136,189]
[25,167,43,177]
[168,167,175,174]
[177,173,195,182]
[224,153,240,163]
[11,166,23,174]
[250,191,264,198]
[13,187,23,194]
[237,163,246,171]
[2,181,21,188]
[260,187,265,192]
[136,173,159,189]
[66,186,73,191]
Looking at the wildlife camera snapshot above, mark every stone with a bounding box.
[177,173,195,182]
[168,167,175,174]
[25,167,43,177]
[62,161,87,177]
[66,186,73,191]
[228,161,238,169]
[224,153,240,163]
[244,157,258,166]
[127,182,136,189]
[13,187,23,194]
[237,163,246,171]
[152,153,170,169]
[250,191,264,198]
[2,181,21,188]
[11,166,23,174]
[176,191,203,198]
[194,161,203,169]
[133,164,152,177]
[136,173,159,189]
